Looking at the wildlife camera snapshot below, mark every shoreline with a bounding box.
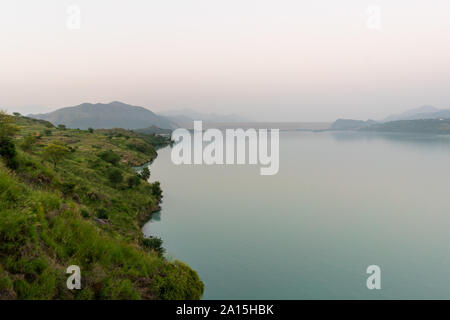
[134,145,170,228]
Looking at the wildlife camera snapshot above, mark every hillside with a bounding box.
[28,101,176,130]
[382,105,450,122]
[360,118,450,134]
[0,112,203,299]
[330,119,377,130]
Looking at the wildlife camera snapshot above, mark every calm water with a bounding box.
[143,131,450,299]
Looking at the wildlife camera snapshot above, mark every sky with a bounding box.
[1,0,450,121]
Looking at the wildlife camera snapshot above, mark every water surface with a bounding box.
[143,131,450,299]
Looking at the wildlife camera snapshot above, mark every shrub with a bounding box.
[126,175,141,188]
[61,182,76,196]
[107,168,123,185]
[139,167,150,180]
[142,236,165,256]
[151,181,162,198]
[0,138,18,170]
[96,208,108,219]
[80,209,90,218]
[99,150,120,166]
[20,134,37,152]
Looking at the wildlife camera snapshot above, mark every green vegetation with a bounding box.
[0,113,203,300]
[139,167,151,181]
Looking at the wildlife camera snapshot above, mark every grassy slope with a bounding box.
[0,116,203,299]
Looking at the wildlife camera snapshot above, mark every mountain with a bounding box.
[159,108,248,125]
[330,119,378,130]
[361,118,450,134]
[28,101,176,130]
[382,105,442,122]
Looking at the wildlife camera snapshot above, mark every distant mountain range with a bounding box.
[382,105,450,122]
[28,101,176,130]
[28,102,247,130]
[330,119,378,130]
[331,105,450,134]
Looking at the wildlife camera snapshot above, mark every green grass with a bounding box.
[0,115,203,300]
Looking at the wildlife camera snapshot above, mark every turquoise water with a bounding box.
[142,131,450,299]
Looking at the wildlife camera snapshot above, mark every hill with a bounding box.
[28,101,176,130]
[361,118,450,134]
[330,119,377,130]
[382,105,450,122]
[0,112,203,299]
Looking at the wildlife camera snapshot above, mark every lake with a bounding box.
[142,130,450,299]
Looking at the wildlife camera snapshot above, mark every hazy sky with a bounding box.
[1,0,450,121]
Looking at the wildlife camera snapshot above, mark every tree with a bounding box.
[20,134,37,152]
[127,175,141,188]
[57,124,66,130]
[151,181,162,198]
[43,143,69,169]
[107,168,123,185]
[141,236,165,256]
[88,127,94,133]
[0,111,19,169]
[0,111,19,139]
[0,138,18,169]
[139,167,150,180]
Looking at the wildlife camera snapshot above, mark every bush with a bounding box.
[88,127,94,133]
[57,124,66,130]
[0,138,18,170]
[151,181,162,198]
[80,209,90,218]
[95,208,108,219]
[126,175,141,188]
[139,167,150,181]
[44,130,52,136]
[99,150,120,166]
[142,237,165,256]
[107,168,123,185]
[20,134,37,152]
[61,182,76,196]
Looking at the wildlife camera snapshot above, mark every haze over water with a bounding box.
[143,131,450,299]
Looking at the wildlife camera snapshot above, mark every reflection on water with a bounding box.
[143,131,450,299]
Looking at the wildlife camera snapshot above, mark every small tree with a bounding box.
[43,143,69,169]
[0,111,19,169]
[127,175,141,188]
[88,127,94,133]
[57,124,66,130]
[20,134,37,152]
[151,181,162,198]
[99,150,120,166]
[107,168,123,185]
[0,111,19,139]
[141,236,165,256]
[139,167,150,180]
